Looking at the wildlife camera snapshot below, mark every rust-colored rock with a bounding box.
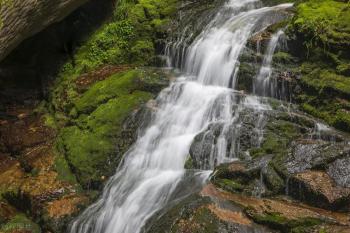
[46,195,88,219]
[0,113,55,154]
[202,184,350,227]
[207,204,251,225]
[288,170,350,211]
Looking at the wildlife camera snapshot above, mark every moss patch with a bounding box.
[292,0,350,51]
[287,0,350,132]
[56,69,168,188]
[56,0,178,79]
[249,211,322,232]
[214,178,244,192]
[0,214,41,233]
[250,120,300,158]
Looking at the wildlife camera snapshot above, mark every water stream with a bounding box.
[70,1,293,232]
[254,29,285,97]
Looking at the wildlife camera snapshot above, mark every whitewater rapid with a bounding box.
[70,1,293,232]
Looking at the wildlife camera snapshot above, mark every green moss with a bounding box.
[288,1,350,133]
[54,154,80,186]
[56,69,166,187]
[236,62,256,92]
[301,103,331,123]
[249,210,322,232]
[318,228,328,233]
[214,178,244,192]
[58,126,115,187]
[333,109,350,132]
[67,20,135,75]
[85,91,153,136]
[56,0,178,81]
[0,0,13,7]
[147,195,220,233]
[301,63,350,96]
[130,40,155,64]
[184,157,194,169]
[273,52,296,64]
[74,70,141,113]
[300,97,350,132]
[292,0,350,50]
[0,214,41,233]
[250,120,298,159]
[43,113,57,129]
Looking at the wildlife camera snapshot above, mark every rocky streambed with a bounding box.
[0,0,349,232]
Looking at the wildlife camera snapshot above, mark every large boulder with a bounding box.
[288,170,350,212]
[0,0,88,61]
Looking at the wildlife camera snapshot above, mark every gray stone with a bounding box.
[328,156,350,188]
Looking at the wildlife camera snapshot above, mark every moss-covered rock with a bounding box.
[0,213,41,233]
[55,0,178,79]
[291,0,350,52]
[283,0,350,132]
[146,195,221,233]
[200,184,350,233]
[56,69,169,188]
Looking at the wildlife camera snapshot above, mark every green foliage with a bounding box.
[288,0,350,133]
[301,63,350,96]
[0,214,41,233]
[50,0,178,119]
[273,52,296,64]
[56,0,178,81]
[292,0,350,51]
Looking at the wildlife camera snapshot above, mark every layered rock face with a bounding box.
[0,0,88,61]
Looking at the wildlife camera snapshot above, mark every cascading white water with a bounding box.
[70,1,293,233]
[254,29,285,97]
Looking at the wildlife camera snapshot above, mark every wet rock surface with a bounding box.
[183,96,350,232]
[148,184,350,233]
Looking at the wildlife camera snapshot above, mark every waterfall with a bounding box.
[70,1,293,233]
[254,29,285,97]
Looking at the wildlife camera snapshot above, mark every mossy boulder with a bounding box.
[146,192,268,233]
[0,213,41,233]
[291,0,350,52]
[54,0,179,79]
[281,0,350,132]
[288,170,350,212]
[194,95,350,207]
[56,69,170,188]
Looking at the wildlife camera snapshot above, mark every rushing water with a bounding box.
[254,30,285,97]
[70,1,293,232]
